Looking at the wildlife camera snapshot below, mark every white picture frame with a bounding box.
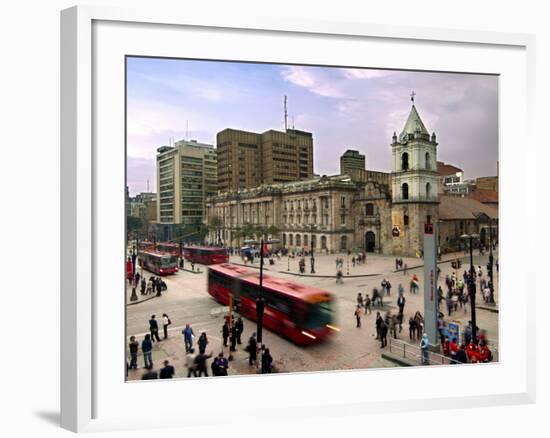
[61,5,536,433]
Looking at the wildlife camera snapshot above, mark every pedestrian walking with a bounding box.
[129,335,139,370]
[375,312,382,340]
[235,317,244,344]
[246,333,257,366]
[156,277,163,297]
[185,348,196,377]
[194,351,213,377]
[222,320,230,347]
[420,333,430,365]
[198,332,208,354]
[397,294,406,316]
[336,269,344,284]
[379,319,388,348]
[141,334,153,369]
[364,294,372,314]
[386,280,392,296]
[159,360,175,379]
[356,292,364,308]
[354,305,363,328]
[149,315,161,342]
[409,317,417,341]
[140,278,146,295]
[230,324,238,352]
[261,348,273,374]
[162,313,171,339]
[182,323,194,353]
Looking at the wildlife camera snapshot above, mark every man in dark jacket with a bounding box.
[129,336,139,370]
[454,344,469,364]
[235,317,244,344]
[261,348,273,374]
[149,315,161,342]
[142,368,158,380]
[222,321,230,347]
[159,360,175,379]
[247,333,258,366]
[194,352,213,377]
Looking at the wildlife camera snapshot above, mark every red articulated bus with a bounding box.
[183,246,229,265]
[138,250,179,276]
[207,263,336,345]
[156,242,181,256]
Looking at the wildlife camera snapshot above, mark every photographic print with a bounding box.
[125,57,499,381]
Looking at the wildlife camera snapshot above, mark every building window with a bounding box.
[321,235,327,249]
[404,215,409,226]
[289,234,293,246]
[283,234,286,246]
[427,215,432,224]
[401,183,409,200]
[296,234,301,246]
[401,152,409,171]
[365,203,374,216]
[425,152,431,170]
[426,182,431,198]
[341,197,346,208]
[340,235,348,251]
[341,214,346,225]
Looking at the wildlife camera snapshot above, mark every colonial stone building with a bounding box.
[205,101,498,256]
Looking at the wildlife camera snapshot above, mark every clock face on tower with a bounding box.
[399,132,408,144]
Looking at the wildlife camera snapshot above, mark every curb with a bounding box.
[127,294,159,306]
[477,305,499,313]
[381,352,414,367]
[230,261,382,278]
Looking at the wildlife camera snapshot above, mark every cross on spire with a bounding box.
[410,90,416,104]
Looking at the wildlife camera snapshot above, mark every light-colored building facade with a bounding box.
[216,128,314,192]
[156,139,217,240]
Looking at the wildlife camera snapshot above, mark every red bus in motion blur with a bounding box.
[207,263,335,345]
[156,242,180,255]
[183,246,228,265]
[138,251,178,276]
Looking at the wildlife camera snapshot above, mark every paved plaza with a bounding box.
[126,249,499,381]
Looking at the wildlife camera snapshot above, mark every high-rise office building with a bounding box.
[340,149,366,175]
[156,139,217,240]
[216,128,314,192]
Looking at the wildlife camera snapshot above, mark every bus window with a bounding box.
[302,301,332,329]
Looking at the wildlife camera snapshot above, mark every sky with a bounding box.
[126,57,498,196]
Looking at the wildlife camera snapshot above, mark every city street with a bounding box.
[126,249,499,380]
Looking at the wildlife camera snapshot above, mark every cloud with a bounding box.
[340,68,389,80]
[280,66,345,98]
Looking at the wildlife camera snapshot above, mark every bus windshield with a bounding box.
[303,300,332,329]
[160,256,177,267]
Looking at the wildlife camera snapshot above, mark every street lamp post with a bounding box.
[461,233,479,345]
[488,219,496,305]
[256,238,266,371]
[346,251,350,275]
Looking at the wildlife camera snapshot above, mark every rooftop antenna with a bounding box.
[292,116,295,129]
[284,95,288,131]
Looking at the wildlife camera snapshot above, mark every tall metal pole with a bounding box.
[488,220,495,304]
[256,239,265,371]
[469,236,478,344]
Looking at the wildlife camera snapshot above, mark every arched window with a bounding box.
[401,152,409,170]
[426,182,432,198]
[289,234,293,246]
[425,152,431,170]
[365,203,374,216]
[283,233,287,247]
[311,235,317,248]
[303,235,308,247]
[321,235,327,249]
[296,234,301,247]
[402,183,409,200]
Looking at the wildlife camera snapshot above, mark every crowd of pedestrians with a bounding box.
[128,314,277,380]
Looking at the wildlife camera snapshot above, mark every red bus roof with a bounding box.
[138,250,176,257]
[209,263,332,302]
[184,246,227,252]
[157,242,179,246]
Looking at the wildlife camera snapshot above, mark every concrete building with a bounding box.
[216,128,314,192]
[340,149,366,175]
[155,139,217,241]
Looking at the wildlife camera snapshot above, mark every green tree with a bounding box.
[127,216,143,234]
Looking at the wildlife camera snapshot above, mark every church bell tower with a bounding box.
[391,93,439,256]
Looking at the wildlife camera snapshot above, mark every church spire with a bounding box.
[400,93,429,137]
